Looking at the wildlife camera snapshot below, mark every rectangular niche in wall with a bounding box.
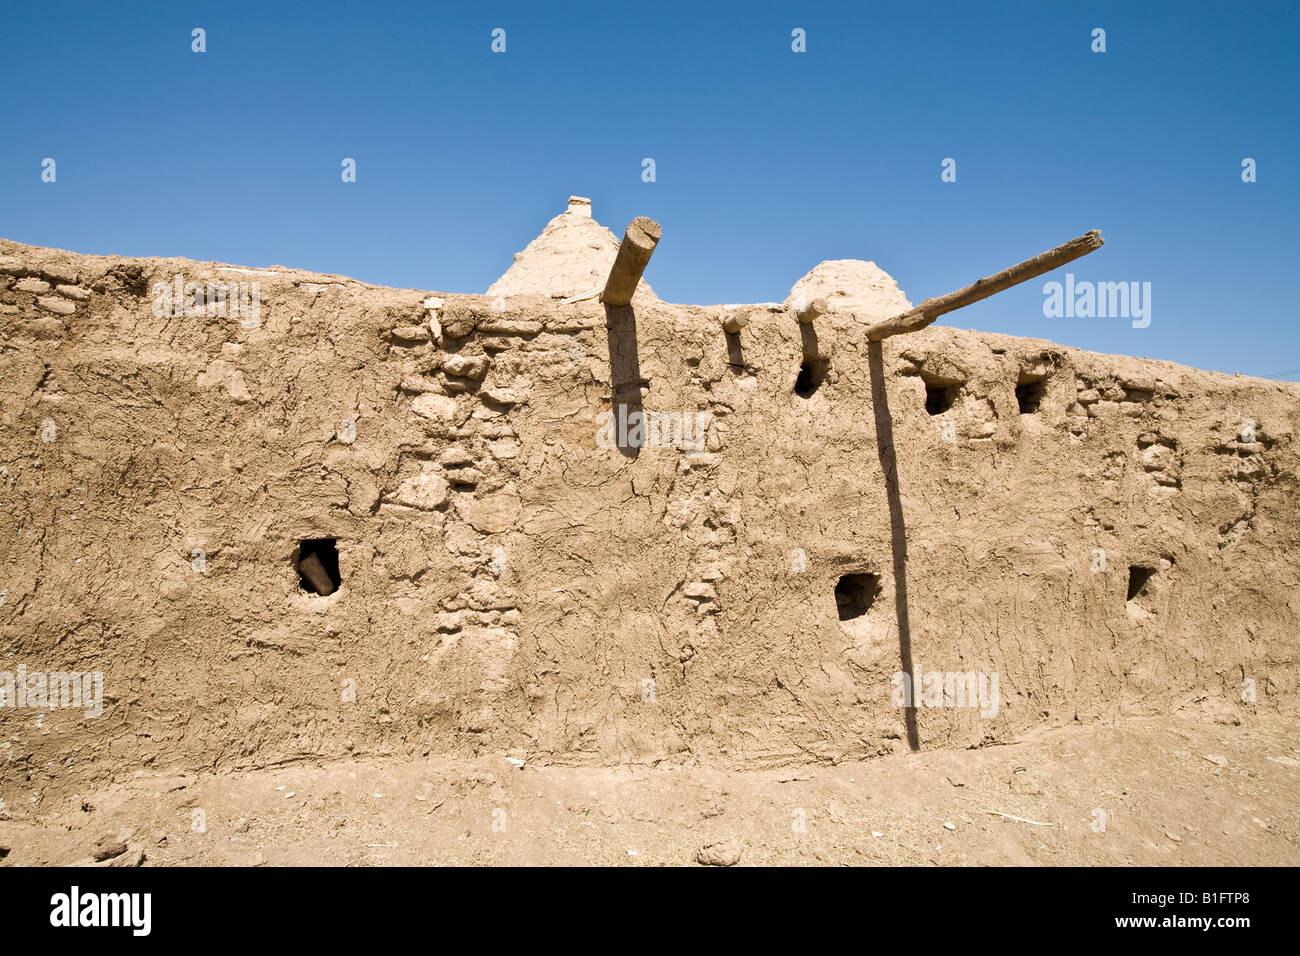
[297,539,341,596]
[1126,564,1155,603]
[1016,376,1047,414]
[795,358,830,398]
[835,573,882,622]
[920,372,961,416]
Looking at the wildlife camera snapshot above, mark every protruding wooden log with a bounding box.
[602,216,661,307]
[298,552,336,596]
[722,308,751,333]
[863,230,1105,341]
[796,297,828,324]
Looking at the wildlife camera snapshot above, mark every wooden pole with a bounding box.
[796,297,828,324]
[602,216,661,307]
[722,308,751,333]
[863,230,1105,341]
[299,553,336,596]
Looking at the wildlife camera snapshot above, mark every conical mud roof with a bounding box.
[486,196,658,302]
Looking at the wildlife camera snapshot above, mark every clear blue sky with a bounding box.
[2,1,1297,378]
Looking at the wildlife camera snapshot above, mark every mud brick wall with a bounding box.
[1,238,1297,803]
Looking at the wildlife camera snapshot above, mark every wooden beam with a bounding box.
[298,553,336,596]
[602,216,661,307]
[722,308,751,333]
[796,297,828,324]
[863,230,1105,341]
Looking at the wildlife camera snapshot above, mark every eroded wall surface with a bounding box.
[1,239,1297,802]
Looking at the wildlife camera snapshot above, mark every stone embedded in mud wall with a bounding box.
[0,217,1297,801]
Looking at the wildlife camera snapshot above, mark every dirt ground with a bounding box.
[2,712,1296,867]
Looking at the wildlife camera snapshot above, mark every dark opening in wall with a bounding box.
[1126,565,1155,602]
[795,358,830,398]
[1016,377,1047,414]
[835,573,881,621]
[297,539,340,596]
[924,382,958,416]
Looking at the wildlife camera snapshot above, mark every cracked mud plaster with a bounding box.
[0,235,1297,808]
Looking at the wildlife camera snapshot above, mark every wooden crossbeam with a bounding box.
[861,230,1105,340]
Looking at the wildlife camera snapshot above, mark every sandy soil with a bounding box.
[2,712,1296,867]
